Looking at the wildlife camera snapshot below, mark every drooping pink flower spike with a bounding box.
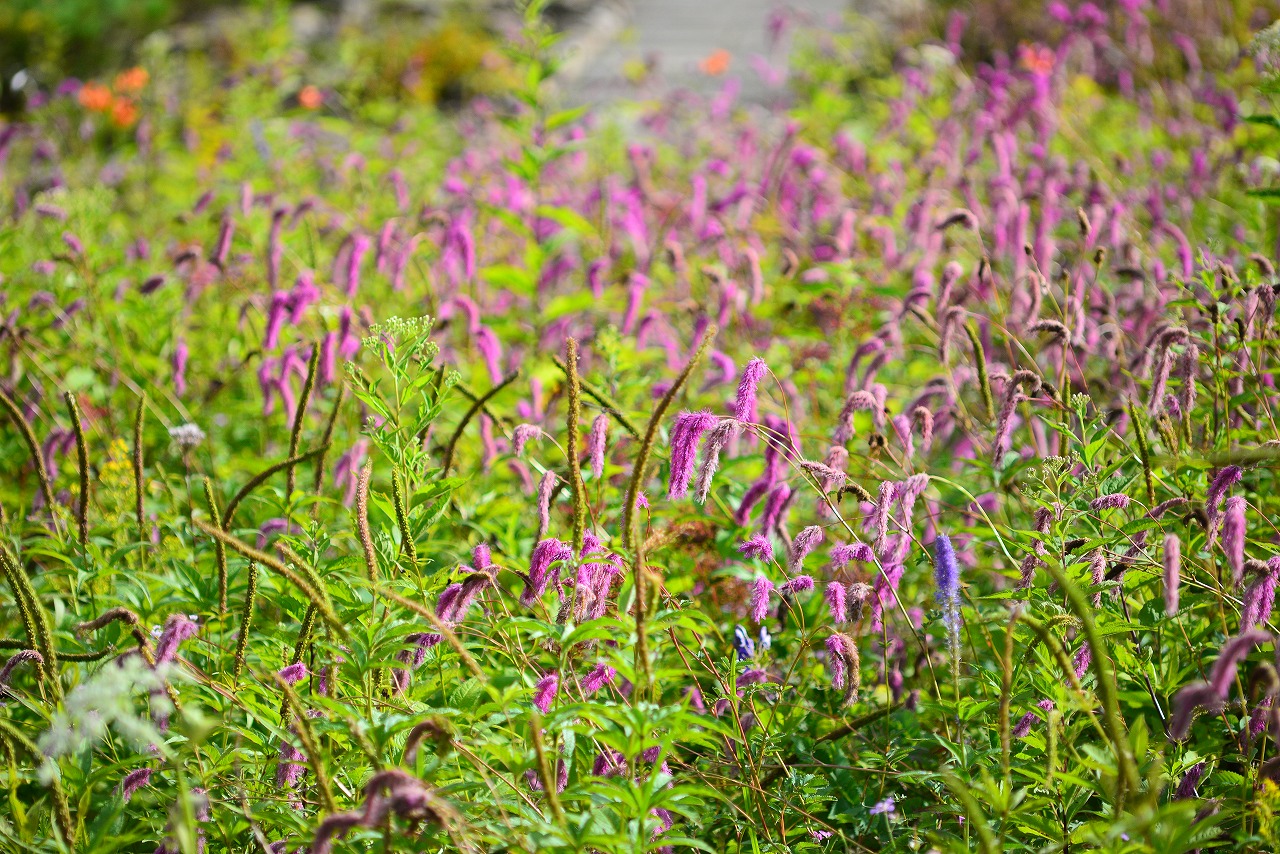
[733,357,767,423]
[1242,559,1280,631]
[1163,534,1180,616]
[587,414,609,479]
[825,583,847,624]
[1089,493,1131,511]
[1222,496,1246,586]
[667,410,719,499]
[738,534,774,562]
[119,767,153,803]
[1205,465,1243,546]
[582,662,616,694]
[779,576,814,595]
[694,419,737,504]
[533,673,558,713]
[829,541,874,572]
[749,575,775,624]
[788,525,824,572]
[520,538,574,607]
[154,614,198,666]
[1207,629,1272,697]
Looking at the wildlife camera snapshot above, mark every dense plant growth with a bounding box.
[5,1,1280,851]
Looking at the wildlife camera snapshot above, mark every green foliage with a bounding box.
[4,3,1280,853]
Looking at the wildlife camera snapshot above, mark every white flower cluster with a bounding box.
[37,655,173,783]
[167,422,206,451]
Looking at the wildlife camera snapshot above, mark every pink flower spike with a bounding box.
[734,358,767,423]
[582,662,616,694]
[825,582,847,623]
[749,575,775,623]
[278,661,307,685]
[1222,496,1246,586]
[154,614,198,666]
[119,767,153,803]
[1208,630,1272,697]
[1163,534,1180,616]
[738,534,774,562]
[533,673,558,713]
[788,526,824,572]
[587,415,609,479]
[780,575,814,595]
[667,410,719,499]
[1089,493,1131,511]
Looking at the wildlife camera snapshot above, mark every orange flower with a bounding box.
[109,97,139,129]
[1018,44,1055,78]
[114,67,149,94]
[698,49,731,77]
[78,81,112,112]
[299,85,323,110]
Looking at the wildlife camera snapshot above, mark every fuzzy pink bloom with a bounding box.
[521,538,573,607]
[587,415,609,479]
[825,582,847,624]
[834,390,879,445]
[536,470,558,540]
[1017,553,1040,590]
[434,583,465,622]
[760,482,791,533]
[824,633,859,694]
[345,233,371,297]
[1206,465,1243,546]
[1073,643,1092,680]
[277,739,306,789]
[694,419,737,503]
[830,542,873,571]
[1241,562,1279,631]
[512,424,542,457]
[533,673,558,713]
[734,358,768,422]
[1250,697,1273,739]
[119,767,152,803]
[1011,711,1039,738]
[211,216,234,268]
[1088,549,1107,607]
[582,663,616,694]
[870,481,895,554]
[1163,534,1181,616]
[524,761,568,793]
[1169,681,1223,740]
[788,526,824,572]
[279,661,307,685]
[735,479,771,526]
[0,649,42,688]
[170,337,190,398]
[738,534,774,562]
[472,543,492,572]
[1208,629,1272,696]
[1147,345,1176,414]
[1090,493,1131,511]
[154,615,198,666]
[1148,497,1188,518]
[780,575,814,595]
[912,405,935,451]
[750,575,775,623]
[1222,496,1246,586]
[992,392,1025,463]
[667,410,719,499]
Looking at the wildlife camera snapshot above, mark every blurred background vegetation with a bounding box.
[5,0,1280,117]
